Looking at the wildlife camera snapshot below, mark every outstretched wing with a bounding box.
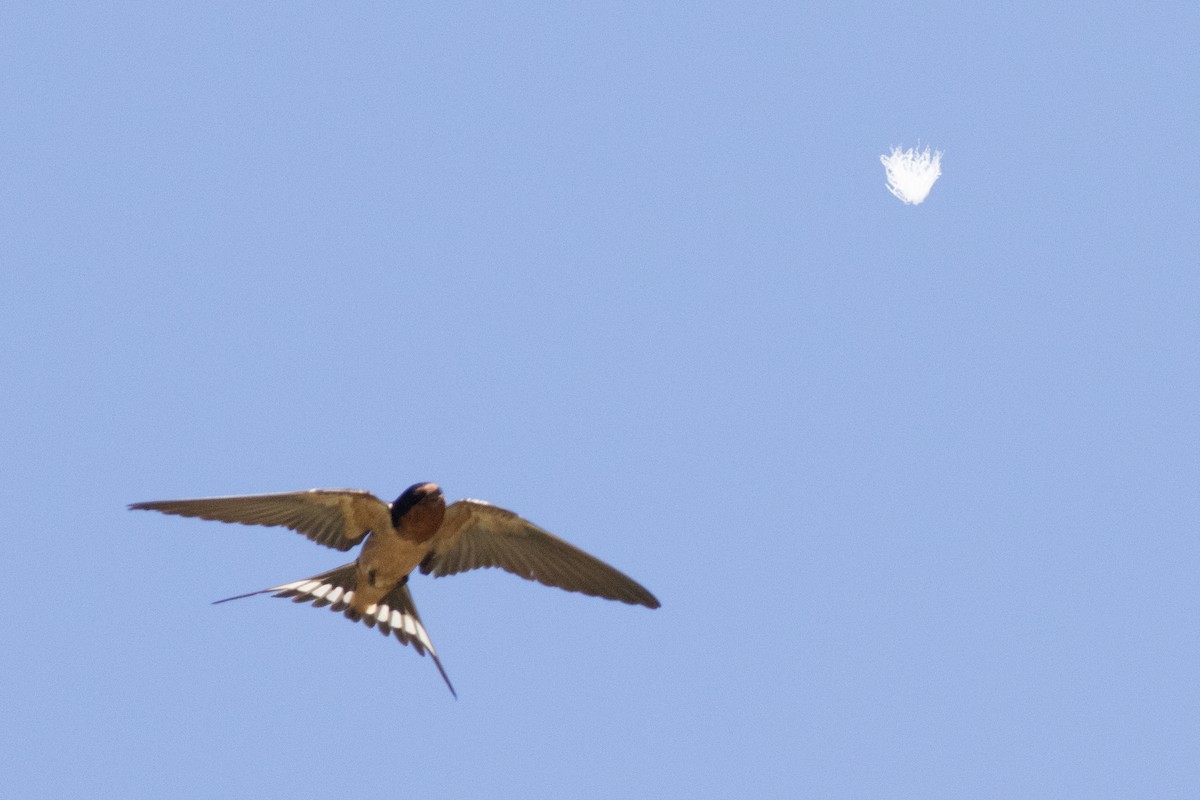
[129,489,390,552]
[215,564,456,697]
[420,499,660,608]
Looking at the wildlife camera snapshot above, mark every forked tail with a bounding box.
[214,563,456,697]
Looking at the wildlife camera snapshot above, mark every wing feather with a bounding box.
[420,500,660,608]
[129,489,388,552]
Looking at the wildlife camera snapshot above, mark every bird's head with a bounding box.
[391,482,445,527]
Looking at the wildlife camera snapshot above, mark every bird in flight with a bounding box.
[129,482,660,696]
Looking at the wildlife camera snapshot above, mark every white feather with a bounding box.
[881,144,942,205]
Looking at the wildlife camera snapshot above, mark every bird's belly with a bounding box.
[349,534,429,612]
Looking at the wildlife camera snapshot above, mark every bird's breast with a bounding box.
[397,502,446,543]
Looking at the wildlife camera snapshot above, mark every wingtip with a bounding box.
[633,591,661,609]
[128,500,168,513]
[623,586,660,609]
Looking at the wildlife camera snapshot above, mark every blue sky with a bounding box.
[3,3,1198,798]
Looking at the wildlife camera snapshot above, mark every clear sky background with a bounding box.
[3,3,1198,798]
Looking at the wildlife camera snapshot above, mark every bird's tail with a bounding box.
[214,563,456,697]
[213,562,359,609]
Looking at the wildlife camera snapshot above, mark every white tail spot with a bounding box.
[880,144,942,205]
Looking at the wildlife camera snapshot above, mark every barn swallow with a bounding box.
[129,482,659,696]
